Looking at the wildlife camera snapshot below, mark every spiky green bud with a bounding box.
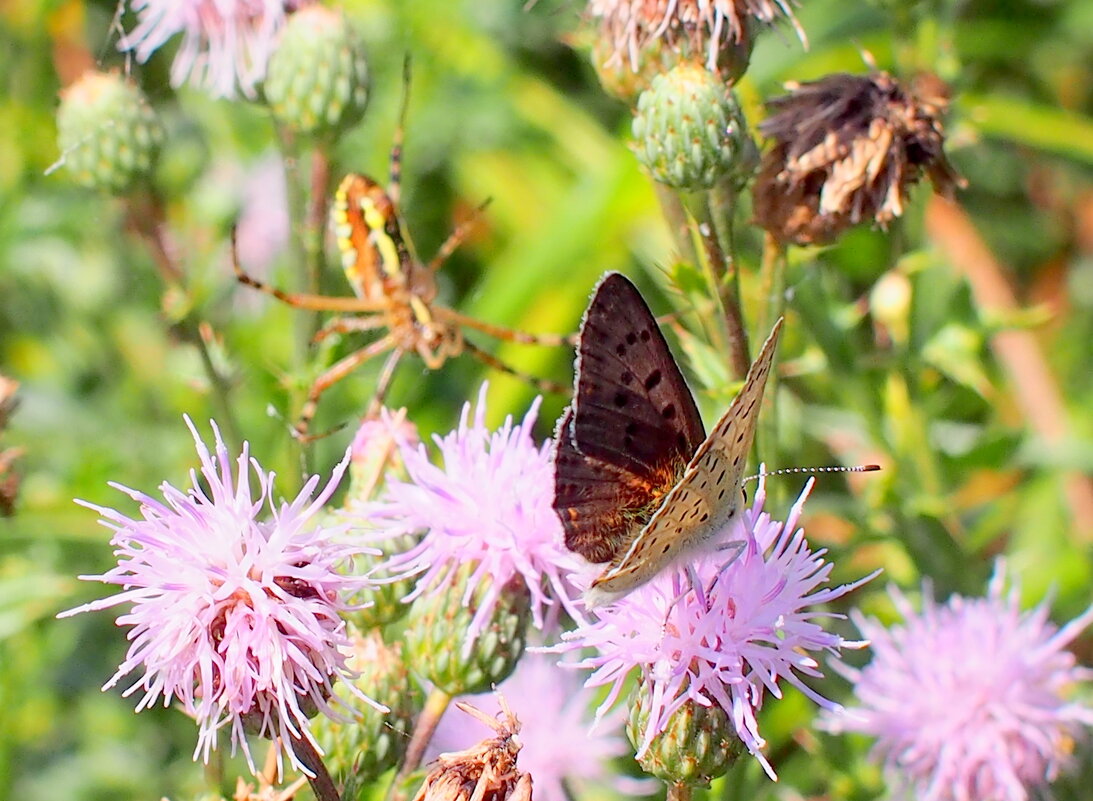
[263,6,369,137]
[313,629,417,793]
[55,71,163,194]
[627,679,744,786]
[632,63,755,191]
[404,562,530,696]
[350,529,419,630]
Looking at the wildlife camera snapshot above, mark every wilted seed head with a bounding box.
[753,71,963,246]
[589,0,803,97]
[414,699,532,801]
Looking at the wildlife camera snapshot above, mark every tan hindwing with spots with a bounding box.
[586,318,784,605]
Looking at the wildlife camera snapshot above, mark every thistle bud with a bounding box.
[632,63,755,191]
[313,629,417,791]
[627,679,743,786]
[263,6,369,138]
[55,71,163,193]
[404,563,530,696]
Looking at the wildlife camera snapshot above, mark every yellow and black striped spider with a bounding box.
[232,83,572,438]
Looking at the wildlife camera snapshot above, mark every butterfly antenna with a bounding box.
[744,464,881,484]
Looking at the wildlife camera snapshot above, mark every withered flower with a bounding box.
[414,699,532,801]
[753,71,963,246]
[587,0,804,99]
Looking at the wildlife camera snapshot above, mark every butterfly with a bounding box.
[553,272,783,608]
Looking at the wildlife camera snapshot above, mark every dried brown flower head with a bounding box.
[414,698,532,801]
[589,0,804,91]
[752,71,964,246]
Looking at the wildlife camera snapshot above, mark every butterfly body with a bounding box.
[553,272,783,608]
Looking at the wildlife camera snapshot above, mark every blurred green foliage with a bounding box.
[1,0,1092,799]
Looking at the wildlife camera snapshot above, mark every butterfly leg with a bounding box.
[295,334,398,440]
[461,339,570,396]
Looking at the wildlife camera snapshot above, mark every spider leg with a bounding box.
[439,307,577,347]
[230,227,388,313]
[312,314,390,344]
[296,334,398,439]
[461,339,570,396]
[364,348,405,419]
[423,198,492,274]
[387,54,412,207]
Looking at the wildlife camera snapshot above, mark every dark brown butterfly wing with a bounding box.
[553,272,706,564]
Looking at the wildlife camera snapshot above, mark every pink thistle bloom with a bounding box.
[821,563,1093,801]
[429,652,656,801]
[117,0,299,99]
[361,385,584,650]
[556,477,875,778]
[58,417,380,775]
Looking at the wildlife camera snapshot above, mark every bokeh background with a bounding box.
[1,0,1092,799]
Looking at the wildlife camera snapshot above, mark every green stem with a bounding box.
[128,191,242,451]
[757,232,788,502]
[388,687,453,801]
[653,183,702,272]
[305,145,333,299]
[686,190,749,379]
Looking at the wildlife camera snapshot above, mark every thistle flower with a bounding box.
[589,0,804,77]
[753,71,963,245]
[821,563,1093,801]
[116,0,298,99]
[364,385,584,649]
[58,417,379,775]
[430,652,654,801]
[556,478,874,780]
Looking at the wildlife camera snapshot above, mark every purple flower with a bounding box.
[361,385,584,650]
[821,563,1093,801]
[556,477,874,778]
[58,417,378,775]
[117,0,298,99]
[429,652,656,801]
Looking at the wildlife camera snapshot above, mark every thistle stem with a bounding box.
[389,687,453,801]
[291,732,342,801]
[654,184,701,272]
[125,191,242,452]
[757,232,787,502]
[305,146,332,299]
[689,190,749,379]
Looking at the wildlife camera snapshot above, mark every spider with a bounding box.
[231,88,573,438]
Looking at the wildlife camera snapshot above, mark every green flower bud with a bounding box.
[627,678,744,786]
[349,529,420,630]
[263,6,369,138]
[405,562,530,696]
[313,629,417,792]
[55,71,163,194]
[632,62,754,191]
